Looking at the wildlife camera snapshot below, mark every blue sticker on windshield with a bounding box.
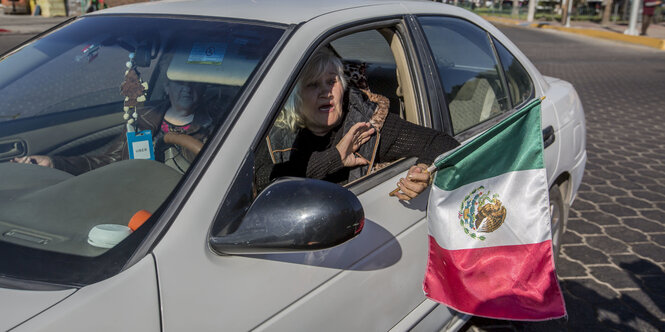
[127,130,154,160]
[187,42,227,65]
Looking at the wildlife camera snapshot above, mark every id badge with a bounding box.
[126,130,155,160]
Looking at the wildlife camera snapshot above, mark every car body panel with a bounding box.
[252,179,432,331]
[94,0,401,25]
[0,287,75,331]
[12,256,159,332]
[543,75,587,201]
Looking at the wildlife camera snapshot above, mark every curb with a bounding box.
[0,29,11,33]
[482,16,665,50]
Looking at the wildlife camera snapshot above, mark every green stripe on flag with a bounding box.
[434,99,544,191]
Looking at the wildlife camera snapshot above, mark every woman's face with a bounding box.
[166,80,204,113]
[300,63,345,136]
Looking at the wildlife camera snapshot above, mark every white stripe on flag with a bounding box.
[427,168,551,250]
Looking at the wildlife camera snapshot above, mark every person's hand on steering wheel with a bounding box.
[12,155,54,168]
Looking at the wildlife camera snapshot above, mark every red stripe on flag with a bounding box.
[423,235,565,320]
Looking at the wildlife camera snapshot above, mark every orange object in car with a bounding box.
[128,210,152,231]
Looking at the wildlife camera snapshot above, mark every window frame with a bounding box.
[413,14,535,143]
[491,36,535,111]
[245,17,438,198]
[211,16,436,241]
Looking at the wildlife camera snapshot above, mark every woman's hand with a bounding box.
[163,132,204,155]
[392,163,431,201]
[336,122,375,167]
[12,155,54,168]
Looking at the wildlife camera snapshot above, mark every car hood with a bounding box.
[0,286,75,330]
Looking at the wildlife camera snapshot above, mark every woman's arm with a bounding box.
[50,133,128,175]
[378,112,459,165]
[379,113,459,200]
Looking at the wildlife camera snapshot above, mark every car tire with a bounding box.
[549,183,567,266]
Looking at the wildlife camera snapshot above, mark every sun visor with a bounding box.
[166,40,258,86]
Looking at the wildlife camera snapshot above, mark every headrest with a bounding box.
[343,60,369,90]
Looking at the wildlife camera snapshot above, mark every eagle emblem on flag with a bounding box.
[458,186,506,240]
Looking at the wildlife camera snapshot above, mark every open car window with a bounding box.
[248,26,426,200]
[257,28,415,179]
[0,15,284,285]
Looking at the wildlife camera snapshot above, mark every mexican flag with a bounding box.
[423,99,566,320]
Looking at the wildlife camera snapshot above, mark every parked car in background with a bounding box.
[0,0,586,330]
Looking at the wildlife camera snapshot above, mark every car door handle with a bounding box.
[0,139,26,160]
[542,126,555,149]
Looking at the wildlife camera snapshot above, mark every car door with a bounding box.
[152,12,463,331]
[232,22,447,331]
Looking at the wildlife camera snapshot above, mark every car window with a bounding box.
[209,27,426,239]
[251,27,420,194]
[209,27,418,238]
[492,37,534,108]
[0,15,284,285]
[418,16,510,135]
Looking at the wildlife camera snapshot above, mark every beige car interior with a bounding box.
[448,77,501,134]
[377,27,419,126]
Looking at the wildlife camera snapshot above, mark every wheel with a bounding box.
[549,183,567,266]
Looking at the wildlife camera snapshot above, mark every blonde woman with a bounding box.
[259,48,459,200]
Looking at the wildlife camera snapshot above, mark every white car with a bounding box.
[0,0,586,330]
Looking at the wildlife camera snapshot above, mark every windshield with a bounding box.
[0,15,284,286]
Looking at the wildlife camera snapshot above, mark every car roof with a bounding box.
[94,0,413,25]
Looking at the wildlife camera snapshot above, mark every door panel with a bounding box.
[154,171,435,331]
[0,109,124,162]
[254,172,432,331]
[154,14,446,330]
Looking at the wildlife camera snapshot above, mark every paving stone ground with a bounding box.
[465,25,665,332]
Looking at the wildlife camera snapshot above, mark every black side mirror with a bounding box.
[210,178,364,254]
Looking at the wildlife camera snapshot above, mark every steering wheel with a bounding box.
[163,132,204,156]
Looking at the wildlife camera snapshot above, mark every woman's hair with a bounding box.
[275,48,347,132]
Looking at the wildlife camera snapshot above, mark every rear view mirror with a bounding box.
[210,178,364,254]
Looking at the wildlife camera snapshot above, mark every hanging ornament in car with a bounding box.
[120,52,149,132]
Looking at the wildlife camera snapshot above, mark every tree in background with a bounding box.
[601,0,614,25]
[561,0,569,23]
[512,0,520,16]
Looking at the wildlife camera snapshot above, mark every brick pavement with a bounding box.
[466,25,665,331]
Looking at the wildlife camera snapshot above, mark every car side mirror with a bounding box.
[210,177,364,254]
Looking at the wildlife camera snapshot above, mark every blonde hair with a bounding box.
[275,48,347,132]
